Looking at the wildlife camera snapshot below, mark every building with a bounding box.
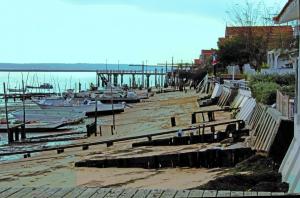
[273,0,300,193]
[218,26,294,49]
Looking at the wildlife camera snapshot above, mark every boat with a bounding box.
[26,83,53,89]
[8,88,26,93]
[32,97,126,116]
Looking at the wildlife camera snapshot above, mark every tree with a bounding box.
[220,0,295,71]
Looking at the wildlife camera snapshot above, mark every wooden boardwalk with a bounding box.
[0,187,291,197]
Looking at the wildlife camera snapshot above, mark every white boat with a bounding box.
[32,97,126,116]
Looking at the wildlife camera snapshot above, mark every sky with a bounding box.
[0,0,287,65]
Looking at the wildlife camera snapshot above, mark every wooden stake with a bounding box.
[21,80,26,139]
[3,83,11,143]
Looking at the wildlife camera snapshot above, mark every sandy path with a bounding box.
[0,90,231,189]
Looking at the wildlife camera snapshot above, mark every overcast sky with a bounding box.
[0,0,287,64]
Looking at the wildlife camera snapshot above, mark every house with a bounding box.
[221,26,294,49]
[273,0,300,193]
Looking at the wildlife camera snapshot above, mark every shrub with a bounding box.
[251,82,279,105]
[249,73,295,105]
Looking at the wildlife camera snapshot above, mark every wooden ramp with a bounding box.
[0,187,290,197]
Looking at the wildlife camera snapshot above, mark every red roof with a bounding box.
[223,26,294,49]
[201,49,216,56]
[225,26,293,38]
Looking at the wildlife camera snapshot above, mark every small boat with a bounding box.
[26,83,53,89]
[32,97,126,116]
[99,90,140,103]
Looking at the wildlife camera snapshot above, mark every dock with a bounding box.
[0,187,290,197]
[96,70,167,88]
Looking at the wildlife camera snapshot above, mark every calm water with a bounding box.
[0,63,170,94]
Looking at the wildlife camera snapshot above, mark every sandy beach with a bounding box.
[0,90,232,189]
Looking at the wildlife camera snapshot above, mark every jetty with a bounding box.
[96,69,167,88]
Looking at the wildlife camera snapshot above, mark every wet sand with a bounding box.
[0,90,232,189]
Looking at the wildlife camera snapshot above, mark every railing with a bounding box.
[96,70,166,74]
[276,90,295,119]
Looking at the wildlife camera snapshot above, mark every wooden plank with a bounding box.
[103,188,124,198]
[243,191,257,197]
[1,188,22,198]
[174,190,190,198]
[132,189,151,198]
[0,188,11,195]
[216,191,230,197]
[49,188,74,198]
[118,189,138,198]
[271,192,285,196]
[160,189,177,198]
[202,190,217,197]
[90,188,111,198]
[63,187,87,198]
[188,190,204,198]
[77,187,99,198]
[9,188,35,198]
[22,187,48,198]
[38,187,61,198]
[257,192,271,196]
[146,189,164,198]
[230,191,244,197]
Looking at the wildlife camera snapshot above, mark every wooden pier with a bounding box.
[0,187,290,197]
[96,70,167,88]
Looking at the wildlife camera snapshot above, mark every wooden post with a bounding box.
[191,113,196,124]
[111,125,114,135]
[155,68,157,87]
[94,96,98,136]
[15,127,19,141]
[171,117,176,127]
[121,74,124,86]
[111,84,115,130]
[142,62,144,88]
[21,80,26,140]
[3,83,12,144]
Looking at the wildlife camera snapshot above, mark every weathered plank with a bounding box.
[63,187,87,198]
[22,187,48,198]
[216,190,230,197]
[202,190,217,197]
[0,188,11,195]
[174,190,190,198]
[160,189,177,198]
[146,189,164,198]
[257,192,271,196]
[77,187,99,198]
[230,191,244,197]
[9,188,35,198]
[90,188,111,198]
[49,187,74,198]
[0,188,22,198]
[188,190,204,198]
[38,187,61,198]
[132,189,151,198]
[103,188,124,198]
[271,192,285,196]
[118,188,138,198]
[243,191,258,197]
